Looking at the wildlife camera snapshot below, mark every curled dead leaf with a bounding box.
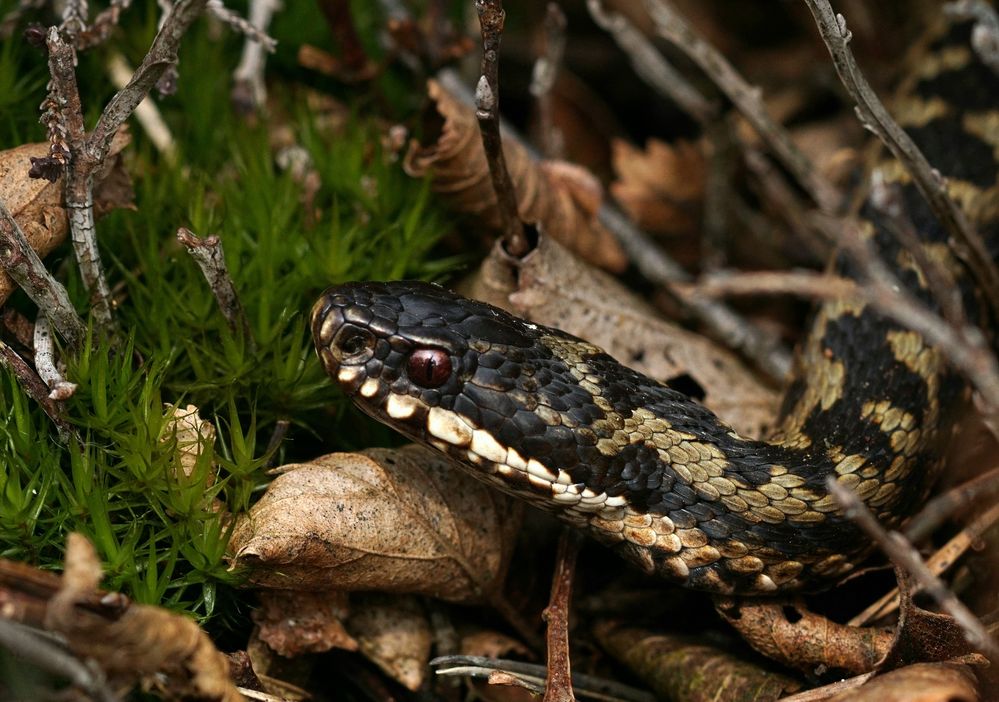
[714,598,893,675]
[45,533,241,702]
[230,444,522,602]
[465,234,779,438]
[610,138,705,240]
[254,589,358,656]
[594,619,800,702]
[403,79,627,272]
[0,132,133,304]
[347,593,432,691]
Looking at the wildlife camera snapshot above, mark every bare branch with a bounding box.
[176,228,255,350]
[828,477,999,660]
[643,0,842,212]
[586,0,717,125]
[0,340,74,435]
[33,316,77,400]
[906,464,999,544]
[207,0,277,51]
[0,200,86,349]
[474,0,531,258]
[801,0,999,317]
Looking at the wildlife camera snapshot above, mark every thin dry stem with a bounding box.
[542,529,581,702]
[474,0,530,258]
[802,0,999,317]
[231,0,282,113]
[0,200,86,349]
[643,0,841,212]
[828,478,999,661]
[176,227,255,350]
[907,464,999,543]
[851,501,999,626]
[529,3,567,159]
[586,0,716,125]
[33,315,77,400]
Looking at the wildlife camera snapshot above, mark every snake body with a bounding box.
[311,10,999,595]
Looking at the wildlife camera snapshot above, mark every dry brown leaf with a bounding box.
[464,234,779,438]
[593,619,801,702]
[714,598,893,675]
[347,593,432,691]
[825,662,979,702]
[0,132,133,304]
[610,138,705,239]
[403,79,628,272]
[254,589,358,656]
[45,533,241,702]
[230,444,522,602]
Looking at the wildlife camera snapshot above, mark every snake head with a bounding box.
[311,281,558,457]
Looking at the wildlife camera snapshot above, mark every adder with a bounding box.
[311,7,999,595]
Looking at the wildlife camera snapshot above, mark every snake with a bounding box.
[310,9,999,595]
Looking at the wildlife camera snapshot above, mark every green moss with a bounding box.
[0,0,458,622]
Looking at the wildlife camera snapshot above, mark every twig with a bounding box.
[944,0,999,76]
[33,315,77,400]
[44,0,210,334]
[431,655,656,702]
[0,340,73,435]
[543,529,581,702]
[598,205,793,381]
[696,269,860,302]
[60,0,89,36]
[207,0,276,50]
[78,0,133,49]
[696,254,999,414]
[0,619,116,702]
[850,501,999,626]
[230,0,281,114]
[906,464,999,544]
[474,0,530,258]
[0,200,86,349]
[828,477,999,660]
[801,0,999,317]
[176,227,255,350]
[643,0,841,213]
[106,51,177,164]
[529,3,567,159]
[587,0,716,126]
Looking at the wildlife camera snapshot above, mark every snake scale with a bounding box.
[311,8,999,595]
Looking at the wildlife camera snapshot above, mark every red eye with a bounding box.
[407,349,451,387]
